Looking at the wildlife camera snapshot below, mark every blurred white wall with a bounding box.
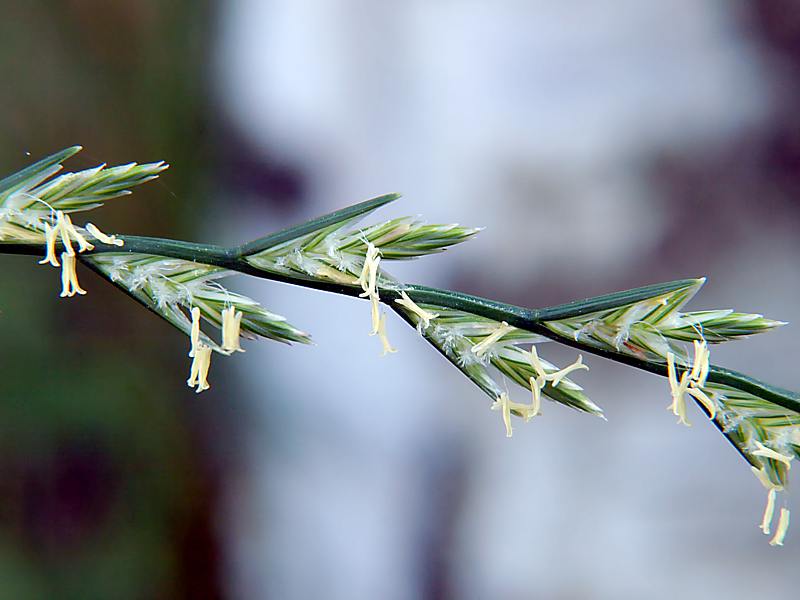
[213,2,798,598]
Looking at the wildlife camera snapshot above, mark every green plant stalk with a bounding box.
[3,235,798,416]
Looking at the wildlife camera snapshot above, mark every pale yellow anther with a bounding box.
[751,465,784,492]
[549,355,589,388]
[471,321,514,357]
[315,265,358,285]
[85,222,124,247]
[394,291,439,331]
[528,377,541,421]
[769,508,790,546]
[376,312,397,356]
[666,352,692,426]
[761,488,777,535]
[39,223,60,267]
[221,306,244,353]
[689,340,710,386]
[357,243,381,297]
[358,243,382,335]
[187,343,212,393]
[56,211,94,254]
[529,346,548,388]
[366,294,379,336]
[752,441,793,470]
[59,252,86,297]
[189,307,201,357]
[491,392,514,438]
[686,386,717,420]
[56,211,76,256]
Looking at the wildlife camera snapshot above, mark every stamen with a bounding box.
[59,252,86,297]
[39,223,60,267]
[315,265,358,285]
[56,211,76,256]
[57,211,94,254]
[689,340,709,386]
[529,346,548,388]
[221,306,244,353]
[358,243,382,335]
[187,343,212,393]
[491,392,513,438]
[666,352,691,426]
[752,441,794,469]
[549,355,589,388]
[189,307,201,357]
[85,222,124,247]
[769,508,790,547]
[751,466,784,492]
[686,387,717,419]
[761,488,776,535]
[376,312,397,356]
[471,321,514,357]
[394,291,439,331]
[528,377,541,420]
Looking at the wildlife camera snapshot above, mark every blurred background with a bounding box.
[1,1,800,598]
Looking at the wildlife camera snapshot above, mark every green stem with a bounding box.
[3,236,798,414]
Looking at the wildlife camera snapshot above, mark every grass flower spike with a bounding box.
[2,147,799,546]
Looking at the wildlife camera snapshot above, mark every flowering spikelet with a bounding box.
[221,306,244,353]
[395,291,439,331]
[59,252,86,297]
[187,343,212,393]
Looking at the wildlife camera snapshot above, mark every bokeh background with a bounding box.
[1,1,800,598]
